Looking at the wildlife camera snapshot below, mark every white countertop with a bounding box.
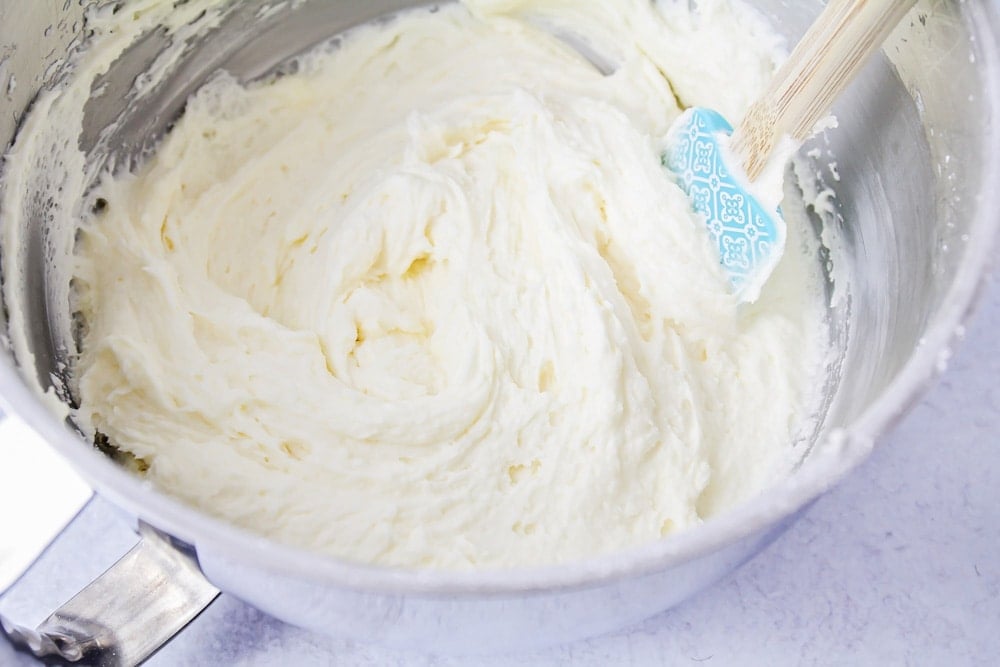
[2,272,998,666]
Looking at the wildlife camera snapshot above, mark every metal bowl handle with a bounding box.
[0,416,218,665]
[2,526,219,665]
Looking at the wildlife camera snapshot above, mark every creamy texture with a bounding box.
[69,0,827,569]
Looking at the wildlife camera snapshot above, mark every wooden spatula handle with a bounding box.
[732,0,917,182]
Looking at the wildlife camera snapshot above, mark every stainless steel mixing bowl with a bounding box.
[0,0,997,661]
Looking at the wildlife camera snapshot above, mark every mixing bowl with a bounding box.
[0,0,997,662]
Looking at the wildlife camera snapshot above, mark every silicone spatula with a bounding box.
[662,0,917,303]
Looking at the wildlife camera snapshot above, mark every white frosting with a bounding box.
[65,0,828,569]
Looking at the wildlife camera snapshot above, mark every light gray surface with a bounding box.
[2,271,997,666]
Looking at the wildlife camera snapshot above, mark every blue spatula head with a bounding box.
[662,107,785,303]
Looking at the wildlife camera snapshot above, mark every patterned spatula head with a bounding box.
[662,107,785,303]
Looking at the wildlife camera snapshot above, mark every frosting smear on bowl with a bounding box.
[71,0,829,568]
